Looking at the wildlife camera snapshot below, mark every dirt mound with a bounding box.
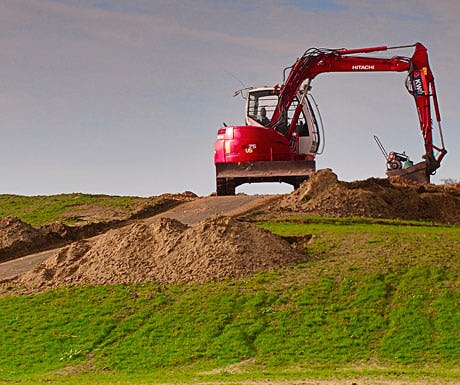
[159,191,198,200]
[4,215,304,293]
[280,169,460,224]
[0,216,118,263]
[0,217,64,262]
[0,217,40,248]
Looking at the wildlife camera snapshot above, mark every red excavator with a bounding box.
[214,43,447,195]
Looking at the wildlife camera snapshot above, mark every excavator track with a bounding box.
[216,160,315,196]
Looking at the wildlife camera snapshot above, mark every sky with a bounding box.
[1,0,458,197]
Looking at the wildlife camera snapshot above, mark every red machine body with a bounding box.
[214,43,446,195]
[214,125,292,164]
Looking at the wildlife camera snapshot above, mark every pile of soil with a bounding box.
[0,217,41,249]
[0,217,64,262]
[159,191,198,201]
[279,169,460,224]
[4,215,305,293]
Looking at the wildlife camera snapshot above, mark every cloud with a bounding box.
[0,0,458,195]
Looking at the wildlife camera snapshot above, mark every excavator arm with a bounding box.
[268,43,447,175]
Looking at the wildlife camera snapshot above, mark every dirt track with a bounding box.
[0,194,279,281]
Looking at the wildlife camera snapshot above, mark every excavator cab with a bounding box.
[214,86,322,195]
[246,87,278,127]
[245,87,322,159]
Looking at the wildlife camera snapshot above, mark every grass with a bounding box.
[0,217,459,384]
[0,193,163,226]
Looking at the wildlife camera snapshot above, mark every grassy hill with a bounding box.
[0,211,459,384]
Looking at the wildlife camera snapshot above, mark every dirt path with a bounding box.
[0,195,279,280]
[152,194,280,225]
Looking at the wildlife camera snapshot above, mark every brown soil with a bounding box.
[277,169,460,224]
[0,217,43,249]
[0,217,64,262]
[2,215,305,294]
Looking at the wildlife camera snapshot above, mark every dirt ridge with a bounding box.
[278,169,460,224]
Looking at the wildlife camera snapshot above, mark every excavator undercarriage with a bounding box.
[216,160,316,195]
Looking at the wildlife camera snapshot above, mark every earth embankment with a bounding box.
[1,170,459,294]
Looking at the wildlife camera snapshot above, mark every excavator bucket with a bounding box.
[386,161,430,183]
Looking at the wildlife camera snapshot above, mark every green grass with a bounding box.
[265,214,452,227]
[0,218,459,384]
[0,193,162,226]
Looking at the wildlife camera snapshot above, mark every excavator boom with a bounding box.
[270,43,446,173]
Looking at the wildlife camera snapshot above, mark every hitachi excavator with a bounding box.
[214,43,447,195]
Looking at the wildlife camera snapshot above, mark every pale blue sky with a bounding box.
[1,0,458,196]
